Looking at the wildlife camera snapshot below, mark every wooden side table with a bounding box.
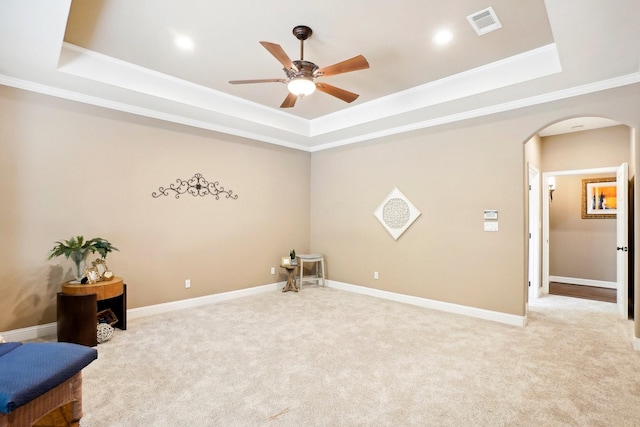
[281,265,298,292]
[57,277,127,346]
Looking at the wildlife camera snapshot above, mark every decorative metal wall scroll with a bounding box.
[152,173,238,200]
[373,187,421,240]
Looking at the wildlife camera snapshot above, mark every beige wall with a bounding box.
[2,82,640,332]
[0,86,311,331]
[311,124,527,316]
[542,125,631,171]
[311,87,640,318]
[525,134,542,171]
[543,126,630,283]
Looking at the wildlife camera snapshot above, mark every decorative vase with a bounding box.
[71,258,86,284]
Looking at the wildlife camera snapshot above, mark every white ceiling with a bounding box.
[1,0,639,151]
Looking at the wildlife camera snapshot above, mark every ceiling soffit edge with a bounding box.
[58,43,311,137]
[0,73,311,151]
[57,43,561,140]
[308,73,640,152]
[310,44,561,136]
[2,72,638,153]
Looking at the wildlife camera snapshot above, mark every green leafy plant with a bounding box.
[290,249,296,260]
[47,236,119,281]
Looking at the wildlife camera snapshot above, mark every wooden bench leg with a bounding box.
[33,402,80,427]
[0,372,83,427]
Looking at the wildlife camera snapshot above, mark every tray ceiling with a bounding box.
[1,0,639,150]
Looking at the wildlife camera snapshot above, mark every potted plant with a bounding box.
[47,236,119,283]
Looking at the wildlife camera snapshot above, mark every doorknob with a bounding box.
[617,246,628,252]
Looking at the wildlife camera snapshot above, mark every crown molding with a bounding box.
[0,74,311,151]
[308,72,640,152]
[2,62,638,152]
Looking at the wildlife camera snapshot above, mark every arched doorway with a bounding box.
[525,116,633,319]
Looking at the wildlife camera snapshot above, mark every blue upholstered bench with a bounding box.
[0,342,97,426]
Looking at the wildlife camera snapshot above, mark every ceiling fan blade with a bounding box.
[280,92,298,108]
[316,55,369,77]
[315,82,359,103]
[259,41,297,71]
[229,78,287,84]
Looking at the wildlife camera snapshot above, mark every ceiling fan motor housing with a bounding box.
[287,60,319,79]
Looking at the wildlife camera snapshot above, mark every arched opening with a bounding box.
[525,116,634,320]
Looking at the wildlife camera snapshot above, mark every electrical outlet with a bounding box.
[374,272,379,279]
[185,279,191,288]
[270,267,275,275]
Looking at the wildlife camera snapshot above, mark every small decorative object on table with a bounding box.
[92,258,115,281]
[85,267,101,284]
[289,249,298,266]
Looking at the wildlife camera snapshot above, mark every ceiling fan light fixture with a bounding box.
[288,77,316,97]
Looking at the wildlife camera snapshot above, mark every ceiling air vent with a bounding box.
[467,6,502,36]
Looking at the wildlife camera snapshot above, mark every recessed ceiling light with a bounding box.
[433,29,453,45]
[175,35,194,51]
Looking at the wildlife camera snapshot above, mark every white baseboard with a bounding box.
[1,282,285,342]
[24,278,640,339]
[1,279,524,340]
[127,282,283,320]
[327,280,526,327]
[549,276,617,289]
[4,280,635,349]
[0,322,57,342]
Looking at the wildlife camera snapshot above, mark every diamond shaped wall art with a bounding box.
[373,187,422,240]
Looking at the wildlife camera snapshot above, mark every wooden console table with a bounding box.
[57,277,127,346]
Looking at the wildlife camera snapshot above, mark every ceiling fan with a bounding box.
[229,25,370,108]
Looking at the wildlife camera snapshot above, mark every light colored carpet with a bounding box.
[76,286,639,426]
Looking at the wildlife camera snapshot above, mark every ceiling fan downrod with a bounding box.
[292,25,312,61]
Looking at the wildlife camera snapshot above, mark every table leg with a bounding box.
[282,268,298,292]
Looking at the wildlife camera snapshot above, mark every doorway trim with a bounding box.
[528,164,541,301]
[541,166,622,309]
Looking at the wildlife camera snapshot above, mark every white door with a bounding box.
[528,165,540,300]
[616,162,629,318]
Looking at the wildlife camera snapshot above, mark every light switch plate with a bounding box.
[484,210,498,220]
[484,221,499,232]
